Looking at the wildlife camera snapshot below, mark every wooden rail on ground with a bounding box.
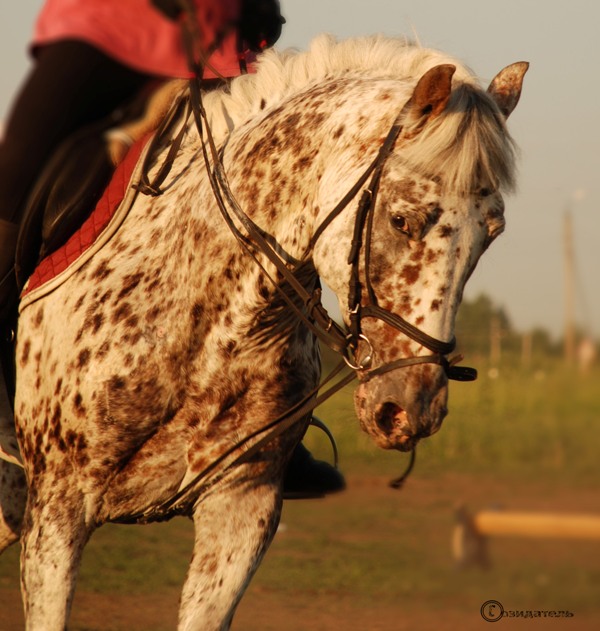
[453,506,600,568]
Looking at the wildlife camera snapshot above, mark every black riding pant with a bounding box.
[0,40,156,223]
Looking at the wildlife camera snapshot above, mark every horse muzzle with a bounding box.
[354,367,449,452]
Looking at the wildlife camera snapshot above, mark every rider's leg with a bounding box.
[0,40,155,313]
[0,40,155,226]
[0,220,18,315]
[283,437,346,498]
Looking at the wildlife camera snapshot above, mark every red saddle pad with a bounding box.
[23,134,150,296]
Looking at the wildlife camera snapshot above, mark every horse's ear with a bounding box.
[487,61,529,119]
[406,64,456,125]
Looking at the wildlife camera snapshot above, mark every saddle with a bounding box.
[15,118,119,289]
[16,78,192,288]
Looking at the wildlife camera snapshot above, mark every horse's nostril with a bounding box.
[375,401,406,434]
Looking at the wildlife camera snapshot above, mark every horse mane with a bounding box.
[198,34,517,195]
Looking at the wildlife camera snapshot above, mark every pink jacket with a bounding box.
[32,0,254,79]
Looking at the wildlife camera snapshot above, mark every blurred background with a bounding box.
[0,1,598,630]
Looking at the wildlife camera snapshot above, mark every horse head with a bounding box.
[313,60,528,452]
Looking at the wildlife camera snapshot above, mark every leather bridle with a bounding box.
[118,10,479,522]
[140,2,477,384]
[182,79,476,383]
[302,99,477,383]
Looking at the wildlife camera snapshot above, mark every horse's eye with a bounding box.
[390,214,410,235]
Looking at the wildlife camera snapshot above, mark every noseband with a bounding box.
[305,103,477,383]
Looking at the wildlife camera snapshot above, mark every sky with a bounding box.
[1,1,598,340]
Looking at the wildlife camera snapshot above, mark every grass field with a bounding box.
[1,359,598,630]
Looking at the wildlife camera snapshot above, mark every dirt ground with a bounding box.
[2,588,597,631]
[1,473,598,630]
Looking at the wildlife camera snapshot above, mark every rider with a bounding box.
[0,0,345,498]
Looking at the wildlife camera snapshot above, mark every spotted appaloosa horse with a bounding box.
[0,34,527,630]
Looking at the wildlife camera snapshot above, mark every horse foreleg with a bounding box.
[178,469,282,631]
[20,485,92,631]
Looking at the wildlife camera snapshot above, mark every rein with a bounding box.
[120,11,477,522]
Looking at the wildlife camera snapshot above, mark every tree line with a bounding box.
[454,293,595,363]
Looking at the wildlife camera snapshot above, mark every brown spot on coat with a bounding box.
[73,393,86,418]
[112,302,132,324]
[34,307,44,328]
[20,340,31,366]
[117,272,145,301]
[401,264,421,285]
[77,348,91,368]
[92,260,113,281]
[438,224,454,238]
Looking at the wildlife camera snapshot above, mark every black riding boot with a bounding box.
[283,441,346,499]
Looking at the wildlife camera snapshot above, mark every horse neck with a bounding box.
[138,77,409,357]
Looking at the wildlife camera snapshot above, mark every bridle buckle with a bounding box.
[343,333,374,371]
